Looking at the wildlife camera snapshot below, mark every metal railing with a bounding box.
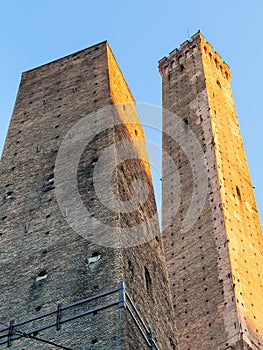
[0,281,160,350]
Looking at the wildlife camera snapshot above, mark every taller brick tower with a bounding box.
[0,41,176,349]
[159,32,263,350]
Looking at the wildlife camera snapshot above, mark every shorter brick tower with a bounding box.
[0,41,176,349]
[159,32,263,350]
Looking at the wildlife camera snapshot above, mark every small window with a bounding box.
[144,267,152,293]
[216,80,222,88]
[236,186,241,198]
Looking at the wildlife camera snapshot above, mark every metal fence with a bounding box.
[0,281,159,350]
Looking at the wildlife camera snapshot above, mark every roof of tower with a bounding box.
[22,40,108,74]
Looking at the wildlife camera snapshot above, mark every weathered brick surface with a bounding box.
[0,42,176,349]
[159,32,263,350]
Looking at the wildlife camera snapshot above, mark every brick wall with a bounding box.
[0,42,176,349]
[159,32,262,350]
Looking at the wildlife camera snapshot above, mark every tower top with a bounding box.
[158,31,231,82]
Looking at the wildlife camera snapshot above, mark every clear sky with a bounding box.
[0,0,262,223]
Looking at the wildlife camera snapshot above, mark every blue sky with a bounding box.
[0,1,262,223]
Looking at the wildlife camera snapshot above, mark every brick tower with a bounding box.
[159,32,263,349]
[0,42,176,349]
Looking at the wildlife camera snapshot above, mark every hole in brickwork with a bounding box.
[169,338,176,350]
[2,215,7,221]
[38,270,47,277]
[236,186,241,198]
[35,270,48,282]
[144,267,152,293]
[128,260,134,273]
[24,223,30,233]
[91,337,97,344]
[6,191,14,199]
[91,157,98,166]
[35,305,42,312]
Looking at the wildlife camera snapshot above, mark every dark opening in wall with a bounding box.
[183,118,188,125]
[91,337,97,344]
[236,186,241,198]
[169,337,176,350]
[24,223,30,233]
[47,174,55,184]
[91,157,98,166]
[6,191,13,199]
[35,269,48,282]
[38,270,47,277]
[180,64,184,71]
[144,267,152,293]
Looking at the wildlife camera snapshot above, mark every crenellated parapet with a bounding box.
[158,31,231,82]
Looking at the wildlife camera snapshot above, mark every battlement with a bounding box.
[158,31,231,82]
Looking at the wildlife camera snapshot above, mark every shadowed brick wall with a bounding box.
[0,41,176,349]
